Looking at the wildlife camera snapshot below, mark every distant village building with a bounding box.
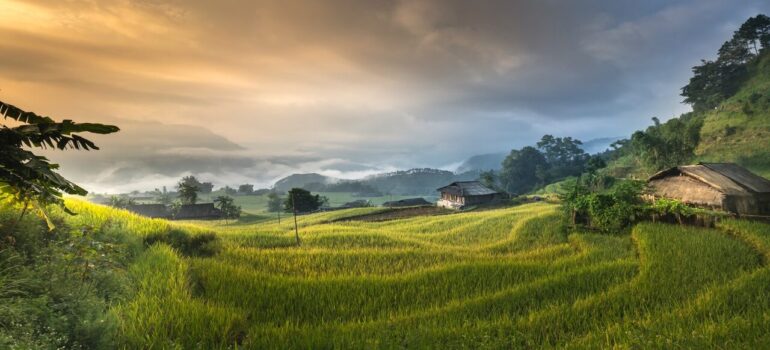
[126,204,171,219]
[647,163,770,216]
[436,181,505,209]
[382,198,432,208]
[340,199,371,208]
[175,203,223,220]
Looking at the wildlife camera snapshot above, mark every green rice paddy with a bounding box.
[67,200,770,348]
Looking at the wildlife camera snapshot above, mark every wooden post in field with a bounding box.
[292,191,300,246]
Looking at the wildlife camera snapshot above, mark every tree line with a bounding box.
[682,14,770,111]
[483,135,605,196]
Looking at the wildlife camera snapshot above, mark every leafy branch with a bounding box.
[0,100,119,228]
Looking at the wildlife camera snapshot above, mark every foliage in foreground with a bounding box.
[0,200,219,349]
[0,100,118,227]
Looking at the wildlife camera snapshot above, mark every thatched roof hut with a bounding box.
[126,204,171,219]
[647,163,770,216]
[436,181,505,209]
[175,203,222,220]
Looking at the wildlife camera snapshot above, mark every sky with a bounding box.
[2,0,769,193]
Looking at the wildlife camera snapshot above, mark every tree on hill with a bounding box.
[213,195,241,222]
[499,146,549,195]
[177,180,199,205]
[222,186,237,196]
[536,135,589,180]
[682,14,770,111]
[0,100,119,228]
[629,115,703,171]
[181,176,202,188]
[284,188,324,213]
[738,14,770,54]
[238,184,254,195]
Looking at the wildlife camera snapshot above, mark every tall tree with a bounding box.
[629,115,703,171]
[238,184,254,195]
[284,188,323,213]
[0,100,119,228]
[499,146,549,195]
[738,14,770,54]
[213,195,241,222]
[682,14,770,111]
[177,180,199,205]
[536,135,589,179]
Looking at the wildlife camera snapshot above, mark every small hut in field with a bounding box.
[175,203,223,220]
[647,162,770,216]
[126,204,171,219]
[436,181,505,209]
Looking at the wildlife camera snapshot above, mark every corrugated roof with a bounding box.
[648,163,770,195]
[701,163,770,193]
[437,181,498,196]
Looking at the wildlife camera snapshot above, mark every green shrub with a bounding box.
[560,179,645,233]
[0,203,140,349]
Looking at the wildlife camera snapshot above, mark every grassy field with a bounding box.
[72,199,769,349]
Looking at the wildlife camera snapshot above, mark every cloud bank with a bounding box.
[2,0,769,192]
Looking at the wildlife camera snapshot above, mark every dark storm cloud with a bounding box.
[2,0,769,192]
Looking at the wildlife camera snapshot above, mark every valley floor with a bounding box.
[107,202,770,349]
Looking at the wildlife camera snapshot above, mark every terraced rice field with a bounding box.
[101,202,770,348]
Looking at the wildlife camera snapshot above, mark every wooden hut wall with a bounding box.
[724,195,761,216]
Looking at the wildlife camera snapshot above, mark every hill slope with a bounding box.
[605,53,770,179]
[106,202,770,348]
[695,53,770,177]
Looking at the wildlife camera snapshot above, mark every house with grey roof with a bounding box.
[647,162,770,216]
[436,181,505,209]
[174,203,223,220]
[126,204,172,219]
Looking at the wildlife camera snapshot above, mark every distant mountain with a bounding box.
[363,168,477,195]
[273,168,478,196]
[580,137,623,154]
[273,173,335,192]
[456,152,507,173]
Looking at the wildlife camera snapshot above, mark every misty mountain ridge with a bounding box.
[272,136,624,195]
[273,168,479,195]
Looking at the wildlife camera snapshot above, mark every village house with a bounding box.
[125,204,172,219]
[175,203,223,220]
[647,162,770,216]
[436,181,505,209]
